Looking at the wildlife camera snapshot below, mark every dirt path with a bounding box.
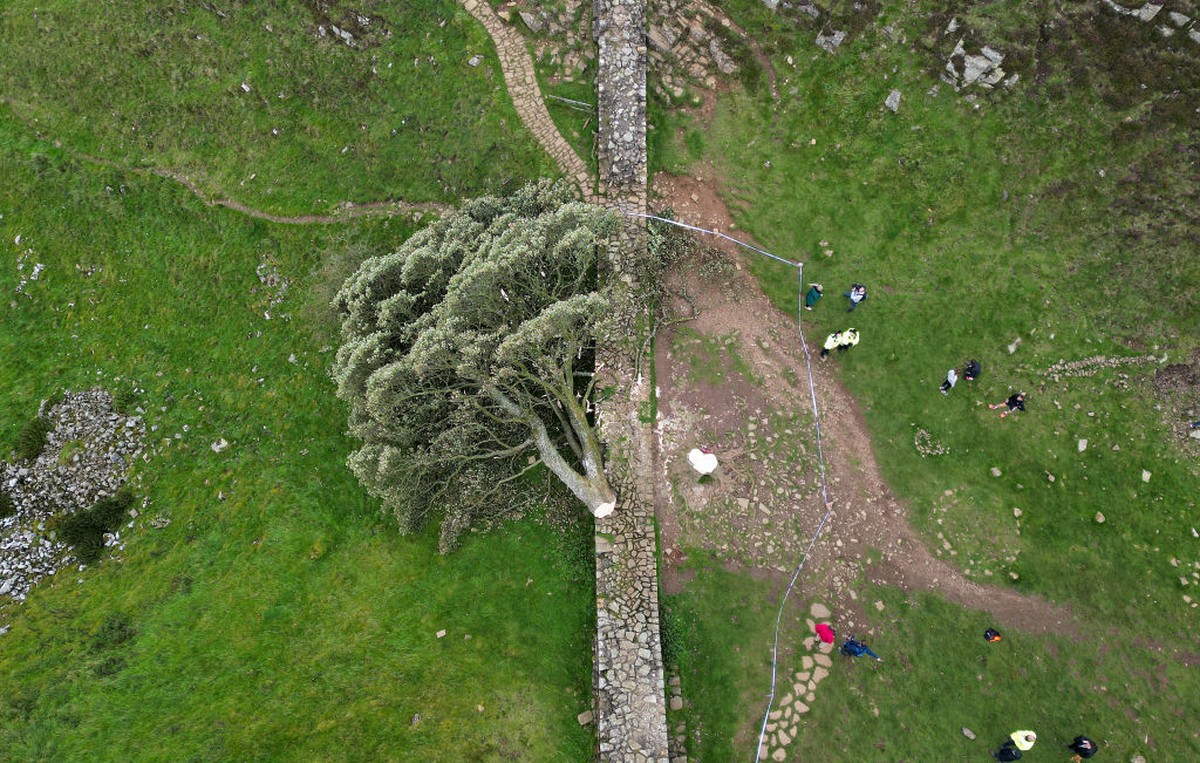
[650,170,1078,638]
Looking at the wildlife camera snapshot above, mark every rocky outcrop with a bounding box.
[0,389,144,612]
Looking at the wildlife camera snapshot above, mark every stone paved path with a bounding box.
[460,0,595,201]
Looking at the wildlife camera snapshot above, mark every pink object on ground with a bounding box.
[815,623,836,644]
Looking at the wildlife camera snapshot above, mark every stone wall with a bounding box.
[593,0,670,761]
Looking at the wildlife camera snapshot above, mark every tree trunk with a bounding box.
[485,383,617,517]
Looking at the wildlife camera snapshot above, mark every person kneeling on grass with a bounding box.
[964,358,982,381]
[989,392,1026,418]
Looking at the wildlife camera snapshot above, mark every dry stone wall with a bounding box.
[593,0,670,761]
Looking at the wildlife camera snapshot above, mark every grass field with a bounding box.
[0,103,595,759]
[660,1,1200,759]
[0,0,556,215]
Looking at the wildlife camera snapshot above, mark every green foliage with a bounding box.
[109,387,138,415]
[14,416,51,461]
[59,488,135,564]
[332,180,617,549]
[0,490,15,520]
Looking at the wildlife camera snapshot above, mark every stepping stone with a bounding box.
[802,656,814,670]
[795,671,810,682]
[812,667,829,683]
[795,702,809,713]
[813,654,831,668]
[810,602,831,619]
[577,711,594,725]
[772,748,787,761]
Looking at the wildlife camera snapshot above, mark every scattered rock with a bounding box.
[577,710,594,725]
[1047,473,1056,483]
[1007,337,1022,354]
[436,629,447,638]
[670,696,683,711]
[1095,512,1106,524]
[518,11,545,33]
[467,54,483,67]
[211,438,229,453]
[990,467,1002,477]
[1013,508,1023,518]
[816,30,847,54]
[1142,469,1152,483]
[962,727,976,740]
[884,89,901,113]
[1078,438,1088,452]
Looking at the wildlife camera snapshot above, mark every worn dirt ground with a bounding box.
[649,169,1079,640]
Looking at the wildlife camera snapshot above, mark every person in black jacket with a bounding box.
[964,359,981,381]
[1067,735,1097,760]
[989,392,1026,419]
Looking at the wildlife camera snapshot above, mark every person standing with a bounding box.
[1067,735,1097,760]
[940,368,958,395]
[804,283,823,311]
[820,331,842,359]
[994,730,1036,761]
[989,392,1026,418]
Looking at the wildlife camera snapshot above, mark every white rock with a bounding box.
[1078,439,1088,452]
[1142,469,1152,483]
[884,89,901,113]
[1095,512,1106,524]
[687,448,719,475]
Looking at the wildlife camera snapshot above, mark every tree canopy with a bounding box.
[331,181,618,550]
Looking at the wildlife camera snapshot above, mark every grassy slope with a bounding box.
[0,110,594,760]
[661,1,1200,759]
[0,0,556,214]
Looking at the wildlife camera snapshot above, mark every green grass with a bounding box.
[783,585,1200,760]
[0,0,558,214]
[662,1,1200,758]
[0,107,593,760]
[662,556,802,762]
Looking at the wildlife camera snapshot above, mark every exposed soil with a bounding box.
[649,170,1080,639]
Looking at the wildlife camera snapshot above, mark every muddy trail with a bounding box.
[649,170,1079,639]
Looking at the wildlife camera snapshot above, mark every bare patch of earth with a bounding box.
[649,171,1079,639]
